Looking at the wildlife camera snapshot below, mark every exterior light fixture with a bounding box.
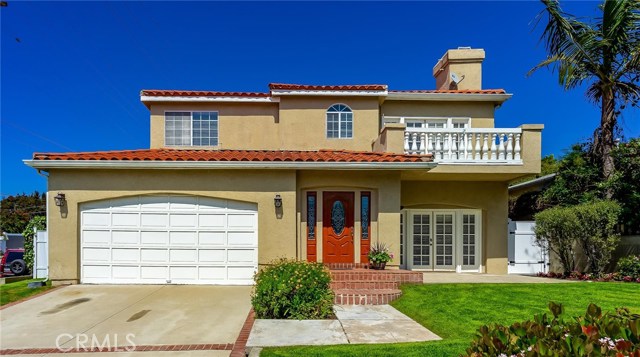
[274,194,282,208]
[54,192,66,207]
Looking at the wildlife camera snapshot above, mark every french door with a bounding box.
[406,210,481,272]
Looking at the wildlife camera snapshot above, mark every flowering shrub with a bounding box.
[251,259,334,319]
[465,302,640,356]
[536,271,640,283]
[617,255,640,280]
[368,242,393,263]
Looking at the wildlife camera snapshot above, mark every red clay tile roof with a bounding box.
[141,90,270,97]
[390,89,507,94]
[269,83,388,91]
[32,149,432,163]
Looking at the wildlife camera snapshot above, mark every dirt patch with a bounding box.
[40,298,90,315]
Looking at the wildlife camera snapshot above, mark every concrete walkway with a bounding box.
[423,272,576,284]
[246,305,440,348]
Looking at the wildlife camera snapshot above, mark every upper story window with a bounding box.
[384,116,469,129]
[165,111,218,146]
[326,104,353,139]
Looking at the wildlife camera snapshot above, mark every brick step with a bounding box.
[330,280,399,290]
[333,289,402,305]
[330,269,423,284]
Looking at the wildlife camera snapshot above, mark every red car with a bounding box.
[1,249,28,276]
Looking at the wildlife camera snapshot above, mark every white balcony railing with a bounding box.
[404,128,522,164]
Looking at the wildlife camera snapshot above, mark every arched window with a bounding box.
[326,104,353,139]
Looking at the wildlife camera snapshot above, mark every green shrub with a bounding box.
[252,259,334,320]
[465,302,640,357]
[534,206,579,275]
[617,255,640,279]
[22,216,46,271]
[573,200,621,275]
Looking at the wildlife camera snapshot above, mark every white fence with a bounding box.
[508,220,548,275]
[33,230,48,279]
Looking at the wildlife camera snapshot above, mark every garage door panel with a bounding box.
[170,196,198,210]
[199,214,226,228]
[140,196,170,210]
[83,230,111,245]
[141,231,169,245]
[84,265,111,279]
[112,213,139,227]
[228,249,256,263]
[83,248,110,262]
[228,214,256,229]
[170,266,198,280]
[83,212,110,227]
[199,249,226,263]
[110,197,141,211]
[198,197,228,211]
[141,266,167,281]
[112,248,139,263]
[199,232,226,245]
[141,213,168,228]
[228,232,256,246]
[169,249,197,263]
[141,249,168,263]
[112,266,139,279]
[81,195,257,285]
[112,231,139,244]
[228,266,255,280]
[199,266,227,280]
[169,214,197,228]
[169,231,197,246]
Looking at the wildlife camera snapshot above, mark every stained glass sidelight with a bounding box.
[361,194,370,239]
[307,193,316,239]
[331,200,345,234]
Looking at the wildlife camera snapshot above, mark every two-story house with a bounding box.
[26,48,543,285]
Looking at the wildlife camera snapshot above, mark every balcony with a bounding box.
[404,128,522,164]
[373,117,543,168]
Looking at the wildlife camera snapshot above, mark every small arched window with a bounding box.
[326,104,353,139]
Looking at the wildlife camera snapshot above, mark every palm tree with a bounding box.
[531,0,640,189]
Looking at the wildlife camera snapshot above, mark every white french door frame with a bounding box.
[402,209,483,273]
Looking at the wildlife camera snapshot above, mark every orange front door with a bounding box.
[323,192,354,263]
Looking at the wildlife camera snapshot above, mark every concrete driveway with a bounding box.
[0,285,251,355]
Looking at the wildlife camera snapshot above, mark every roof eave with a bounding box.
[140,95,279,104]
[24,159,436,170]
[270,89,388,97]
[386,92,512,102]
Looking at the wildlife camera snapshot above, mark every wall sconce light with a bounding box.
[274,194,282,208]
[54,192,66,207]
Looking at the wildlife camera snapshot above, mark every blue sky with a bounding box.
[1,1,638,196]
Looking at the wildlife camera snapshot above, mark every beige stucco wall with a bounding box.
[46,169,297,284]
[433,48,485,90]
[401,181,509,274]
[278,96,381,151]
[380,101,496,128]
[149,102,279,149]
[296,170,402,268]
[149,96,381,151]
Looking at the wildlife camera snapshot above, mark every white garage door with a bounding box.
[80,195,257,285]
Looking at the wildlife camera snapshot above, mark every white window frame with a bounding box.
[164,111,219,147]
[402,209,482,273]
[382,116,470,129]
[326,104,353,139]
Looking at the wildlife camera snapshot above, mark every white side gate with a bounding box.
[33,230,48,279]
[508,220,548,275]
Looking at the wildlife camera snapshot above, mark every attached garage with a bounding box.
[80,195,258,285]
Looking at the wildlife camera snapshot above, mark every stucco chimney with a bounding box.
[432,47,485,90]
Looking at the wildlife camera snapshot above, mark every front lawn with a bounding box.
[0,279,53,306]
[261,283,640,357]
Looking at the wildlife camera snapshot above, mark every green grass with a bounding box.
[261,282,640,357]
[0,279,53,306]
